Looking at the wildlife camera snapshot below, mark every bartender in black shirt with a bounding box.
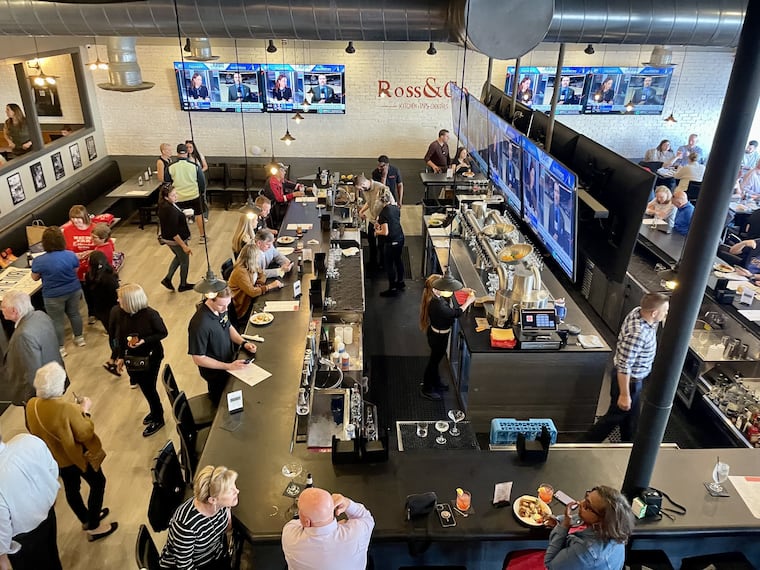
[374,190,405,297]
[418,275,475,399]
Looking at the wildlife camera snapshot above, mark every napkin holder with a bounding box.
[516,426,551,464]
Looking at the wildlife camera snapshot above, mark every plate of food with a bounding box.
[713,262,734,274]
[249,312,274,326]
[428,219,444,227]
[461,171,475,178]
[277,236,296,245]
[513,495,552,527]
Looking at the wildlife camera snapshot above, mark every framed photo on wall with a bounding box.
[69,143,82,170]
[51,152,65,180]
[30,162,46,192]
[7,172,25,205]
[32,83,63,117]
[85,136,97,161]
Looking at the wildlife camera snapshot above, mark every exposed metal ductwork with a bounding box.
[0,0,748,58]
[98,36,154,92]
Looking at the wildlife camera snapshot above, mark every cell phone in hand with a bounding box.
[436,503,456,528]
[554,490,575,505]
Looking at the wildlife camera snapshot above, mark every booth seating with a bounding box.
[206,162,289,209]
[0,158,122,256]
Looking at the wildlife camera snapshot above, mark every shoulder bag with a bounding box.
[123,348,153,373]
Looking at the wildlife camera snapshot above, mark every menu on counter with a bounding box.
[229,363,272,388]
[728,476,760,518]
[0,267,38,301]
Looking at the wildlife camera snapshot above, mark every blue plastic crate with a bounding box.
[490,418,557,446]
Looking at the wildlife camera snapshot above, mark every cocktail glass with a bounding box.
[448,410,465,436]
[435,420,450,445]
[538,483,554,504]
[282,462,303,518]
[456,489,472,511]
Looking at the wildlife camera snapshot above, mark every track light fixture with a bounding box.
[267,40,278,53]
[584,44,595,55]
[426,42,437,56]
[183,38,191,52]
[345,41,356,54]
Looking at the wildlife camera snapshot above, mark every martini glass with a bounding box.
[435,420,450,445]
[282,462,303,518]
[448,410,465,436]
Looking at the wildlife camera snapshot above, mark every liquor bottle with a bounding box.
[305,473,313,488]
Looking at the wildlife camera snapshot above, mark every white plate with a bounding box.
[713,263,735,274]
[428,219,443,227]
[277,236,296,244]
[249,312,274,326]
[513,495,552,527]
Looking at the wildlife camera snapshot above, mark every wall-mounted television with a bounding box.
[488,112,522,217]
[522,136,577,281]
[506,66,674,116]
[261,64,345,114]
[174,62,264,112]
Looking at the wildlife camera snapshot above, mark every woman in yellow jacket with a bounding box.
[26,362,118,541]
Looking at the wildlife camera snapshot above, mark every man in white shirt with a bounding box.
[282,487,374,570]
[740,140,759,176]
[0,432,61,570]
[254,229,293,279]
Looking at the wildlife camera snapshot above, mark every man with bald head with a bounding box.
[281,487,374,570]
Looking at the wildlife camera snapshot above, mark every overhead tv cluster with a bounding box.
[506,66,674,115]
[174,62,346,114]
[450,84,578,283]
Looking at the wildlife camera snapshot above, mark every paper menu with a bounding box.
[738,310,760,323]
[295,197,317,202]
[263,300,300,312]
[229,363,272,388]
[728,476,760,518]
[286,223,313,230]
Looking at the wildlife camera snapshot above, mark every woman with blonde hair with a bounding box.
[231,212,259,259]
[107,283,168,434]
[645,185,676,229]
[160,465,239,569]
[228,243,282,319]
[419,274,475,400]
[26,362,118,542]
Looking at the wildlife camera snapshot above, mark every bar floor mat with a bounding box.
[396,421,479,451]
[367,356,445,432]
[362,246,413,281]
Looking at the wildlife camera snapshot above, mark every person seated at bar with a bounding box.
[643,139,676,166]
[543,486,634,570]
[254,229,293,279]
[452,146,472,175]
[281,487,374,570]
[262,162,305,230]
[740,140,759,177]
[424,129,450,173]
[228,243,282,319]
[644,186,676,229]
[672,190,695,236]
[159,465,239,570]
[254,195,277,235]
[188,287,256,404]
[673,133,705,167]
[673,152,705,193]
[739,158,760,199]
[729,239,760,276]
[230,212,259,259]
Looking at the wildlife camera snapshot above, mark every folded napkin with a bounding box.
[342,247,360,256]
[491,327,516,349]
[578,334,604,349]
[307,239,320,245]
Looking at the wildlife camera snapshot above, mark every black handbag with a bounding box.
[124,350,152,373]
[405,492,438,521]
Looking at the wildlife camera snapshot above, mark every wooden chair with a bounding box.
[161,364,215,428]
[172,392,211,482]
[135,524,160,570]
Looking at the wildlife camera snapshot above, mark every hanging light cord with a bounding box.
[172,0,196,143]
[233,39,249,175]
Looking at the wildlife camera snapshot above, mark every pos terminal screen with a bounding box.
[520,309,558,332]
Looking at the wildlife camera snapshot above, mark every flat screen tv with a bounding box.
[450,83,469,150]
[488,112,522,217]
[261,64,345,113]
[522,136,577,281]
[465,97,490,174]
[506,67,588,115]
[174,62,264,112]
[582,67,673,115]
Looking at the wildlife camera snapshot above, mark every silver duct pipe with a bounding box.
[0,0,748,54]
[98,37,154,92]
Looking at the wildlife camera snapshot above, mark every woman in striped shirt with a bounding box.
[160,465,239,569]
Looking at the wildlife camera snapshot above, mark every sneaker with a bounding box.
[59,346,68,358]
[419,388,442,401]
[74,336,86,347]
[88,316,97,325]
[379,289,398,298]
[177,283,196,292]
[160,277,175,291]
[199,236,207,244]
[142,420,165,437]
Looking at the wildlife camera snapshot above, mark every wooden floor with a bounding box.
[0,203,423,569]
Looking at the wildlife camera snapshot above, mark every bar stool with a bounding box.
[679,551,755,570]
[161,364,216,428]
[135,524,160,570]
[172,392,211,482]
[147,440,187,532]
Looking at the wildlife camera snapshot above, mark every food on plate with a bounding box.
[714,263,734,273]
[428,219,443,227]
[277,236,296,244]
[517,496,551,525]
[250,312,274,325]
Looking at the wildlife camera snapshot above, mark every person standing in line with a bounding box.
[419,274,475,400]
[188,287,256,404]
[31,227,85,354]
[0,431,62,569]
[83,250,119,339]
[0,291,64,406]
[282,487,374,570]
[156,143,174,183]
[26,362,118,542]
[372,155,404,205]
[185,139,209,222]
[424,129,451,173]
[582,293,669,443]
[160,465,239,570]
[157,184,194,292]
[374,189,405,297]
[168,143,207,243]
[108,284,168,437]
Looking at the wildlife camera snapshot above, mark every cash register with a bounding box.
[517,308,562,350]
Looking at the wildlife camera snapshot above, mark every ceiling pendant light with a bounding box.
[345,41,356,54]
[239,197,262,220]
[426,42,437,56]
[183,38,192,52]
[625,100,635,113]
[432,269,463,294]
[292,112,305,124]
[30,37,59,86]
[584,44,595,55]
[281,129,296,145]
[88,38,109,71]
[664,113,677,124]
[267,40,278,53]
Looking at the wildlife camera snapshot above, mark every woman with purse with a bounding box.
[108,283,168,436]
[25,362,118,542]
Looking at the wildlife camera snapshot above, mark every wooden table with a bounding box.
[106,176,161,228]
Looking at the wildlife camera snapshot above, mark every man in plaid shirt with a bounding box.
[583,292,669,442]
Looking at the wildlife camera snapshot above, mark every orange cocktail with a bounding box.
[456,489,471,511]
[538,483,554,504]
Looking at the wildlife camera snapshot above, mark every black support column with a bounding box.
[623,0,760,498]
